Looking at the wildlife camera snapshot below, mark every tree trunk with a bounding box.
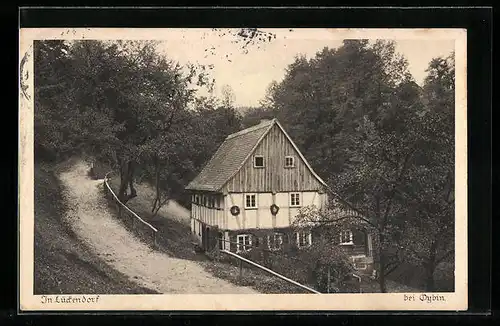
[118,160,136,204]
[151,156,170,217]
[127,161,137,199]
[151,158,160,214]
[425,241,438,291]
[118,161,128,202]
[151,156,166,216]
[378,232,387,293]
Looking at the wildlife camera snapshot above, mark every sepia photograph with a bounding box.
[19,27,467,311]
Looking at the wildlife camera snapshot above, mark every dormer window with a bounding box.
[285,155,295,168]
[254,155,264,168]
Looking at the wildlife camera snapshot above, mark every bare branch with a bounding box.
[314,214,378,230]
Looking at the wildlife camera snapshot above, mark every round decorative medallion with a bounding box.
[230,205,240,216]
[270,204,279,215]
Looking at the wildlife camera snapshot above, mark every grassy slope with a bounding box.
[34,162,158,294]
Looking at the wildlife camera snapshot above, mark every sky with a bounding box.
[156,29,455,107]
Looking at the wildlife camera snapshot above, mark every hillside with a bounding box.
[34,162,157,294]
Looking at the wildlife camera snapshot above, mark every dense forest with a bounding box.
[33,37,455,293]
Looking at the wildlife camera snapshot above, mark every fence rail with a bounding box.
[103,172,158,247]
[211,236,362,293]
[220,249,321,294]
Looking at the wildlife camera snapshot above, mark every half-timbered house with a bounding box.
[185,118,374,274]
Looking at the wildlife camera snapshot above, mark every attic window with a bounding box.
[285,156,295,168]
[254,155,264,168]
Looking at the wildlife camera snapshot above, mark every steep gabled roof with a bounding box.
[185,119,274,192]
[185,118,327,192]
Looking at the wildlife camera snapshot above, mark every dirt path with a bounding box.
[58,160,257,294]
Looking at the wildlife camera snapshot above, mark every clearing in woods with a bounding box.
[58,160,257,294]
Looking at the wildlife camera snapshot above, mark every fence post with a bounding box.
[153,230,157,249]
[327,267,331,294]
[239,259,243,280]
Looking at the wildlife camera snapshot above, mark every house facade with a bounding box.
[185,118,374,274]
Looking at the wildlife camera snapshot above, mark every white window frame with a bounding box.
[267,233,284,251]
[351,255,368,270]
[253,155,265,168]
[296,231,312,248]
[290,193,301,207]
[339,230,354,245]
[284,155,295,168]
[237,234,252,252]
[245,194,257,209]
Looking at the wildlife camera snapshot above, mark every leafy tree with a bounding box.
[34,40,82,161]
[399,52,455,291]
[34,39,209,205]
[266,40,427,292]
[240,106,275,128]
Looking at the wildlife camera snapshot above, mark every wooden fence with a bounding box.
[220,249,321,294]
[103,172,158,248]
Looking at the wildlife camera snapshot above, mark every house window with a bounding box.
[237,234,252,252]
[290,193,301,207]
[352,256,368,270]
[254,155,264,168]
[285,155,295,168]
[297,231,312,248]
[340,230,353,245]
[245,194,257,209]
[267,233,283,251]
